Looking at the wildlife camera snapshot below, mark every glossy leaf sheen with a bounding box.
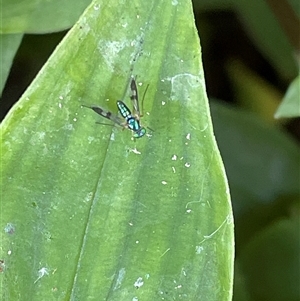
[0,1,233,300]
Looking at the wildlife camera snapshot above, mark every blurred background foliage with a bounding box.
[1,0,299,300]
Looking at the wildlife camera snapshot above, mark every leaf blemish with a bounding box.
[198,217,229,245]
[129,147,141,155]
[164,73,202,102]
[160,248,170,257]
[0,259,6,273]
[98,40,127,70]
[84,192,93,203]
[93,4,100,10]
[134,277,144,288]
[114,267,126,290]
[34,267,49,284]
[195,245,204,254]
[4,223,15,235]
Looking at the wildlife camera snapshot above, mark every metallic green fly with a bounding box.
[84,77,147,138]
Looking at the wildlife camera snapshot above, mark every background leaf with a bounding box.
[0,0,91,33]
[210,101,300,301]
[1,0,233,300]
[0,34,23,95]
[193,0,299,79]
[238,217,300,301]
[275,75,300,118]
[211,101,300,216]
[225,59,282,125]
[234,0,298,79]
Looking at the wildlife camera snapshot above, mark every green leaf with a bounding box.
[0,0,90,33]
[210,103,300,301]
[238,217,300,301]
[210,100,300,247]
[275,75,300,118]
[1,1,233,300]
[193,0,298,79]
[211,101,300,213]
[225,59,282,125]
[234,0,298,79]
[0,33,23,95]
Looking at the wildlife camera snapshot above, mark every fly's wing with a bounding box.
[83,105,125,127]
[129,77,141,120]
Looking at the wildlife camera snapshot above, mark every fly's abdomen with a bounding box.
[117,101,131,120]
[117,100,146,137]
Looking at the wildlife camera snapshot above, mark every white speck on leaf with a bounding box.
[34,267,49,284]
[134,277,144,288]
[129,147,141,155]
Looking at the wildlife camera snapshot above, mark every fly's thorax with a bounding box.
[127,117,139,131]
[126,117,146,138]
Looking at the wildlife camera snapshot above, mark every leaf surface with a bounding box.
[0,1,233,300]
